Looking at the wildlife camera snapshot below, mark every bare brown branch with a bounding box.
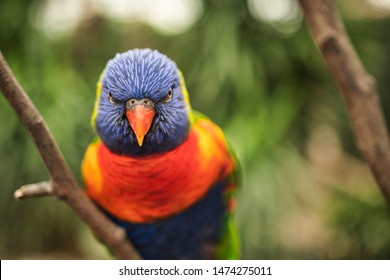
[14,181,54,200]
[0,50,142,260]
[298,0,390,204]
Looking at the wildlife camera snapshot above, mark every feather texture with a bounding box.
[83,117,235,222]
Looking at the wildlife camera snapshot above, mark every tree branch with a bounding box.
[14,181,54,200]
[0,50,142,260]
[298,0,390,204]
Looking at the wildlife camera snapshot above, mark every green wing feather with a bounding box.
[215,215,241,259]
[191,110,241,259]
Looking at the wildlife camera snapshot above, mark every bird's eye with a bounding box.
[164,88,173,103]
[108,91,116,104]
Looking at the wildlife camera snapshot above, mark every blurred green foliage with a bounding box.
[1,0,390,259]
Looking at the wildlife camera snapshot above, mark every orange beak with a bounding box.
[125,100,155,146]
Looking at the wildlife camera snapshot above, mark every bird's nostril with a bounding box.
[127,98,154,109]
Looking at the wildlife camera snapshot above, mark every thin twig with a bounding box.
[14,181,54,200]
[0,50,142,260]
[298,0,390,204]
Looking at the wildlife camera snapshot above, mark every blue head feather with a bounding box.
[95,49,190,155]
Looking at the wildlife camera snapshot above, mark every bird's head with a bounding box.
[92,49,193,155]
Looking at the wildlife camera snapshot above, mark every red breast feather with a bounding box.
[82,118,235,223]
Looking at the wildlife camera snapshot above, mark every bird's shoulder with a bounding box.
[190,110,239,177]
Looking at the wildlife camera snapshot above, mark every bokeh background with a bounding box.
[1,0,390,259]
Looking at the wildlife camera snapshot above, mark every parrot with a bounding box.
[81,48,239,259]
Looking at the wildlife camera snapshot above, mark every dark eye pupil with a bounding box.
[163,88,173,103]
[108,91,115,104]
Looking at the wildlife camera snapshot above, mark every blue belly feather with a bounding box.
[105,181,227,259]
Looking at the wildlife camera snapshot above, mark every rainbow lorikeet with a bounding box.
[81,49,239,259]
